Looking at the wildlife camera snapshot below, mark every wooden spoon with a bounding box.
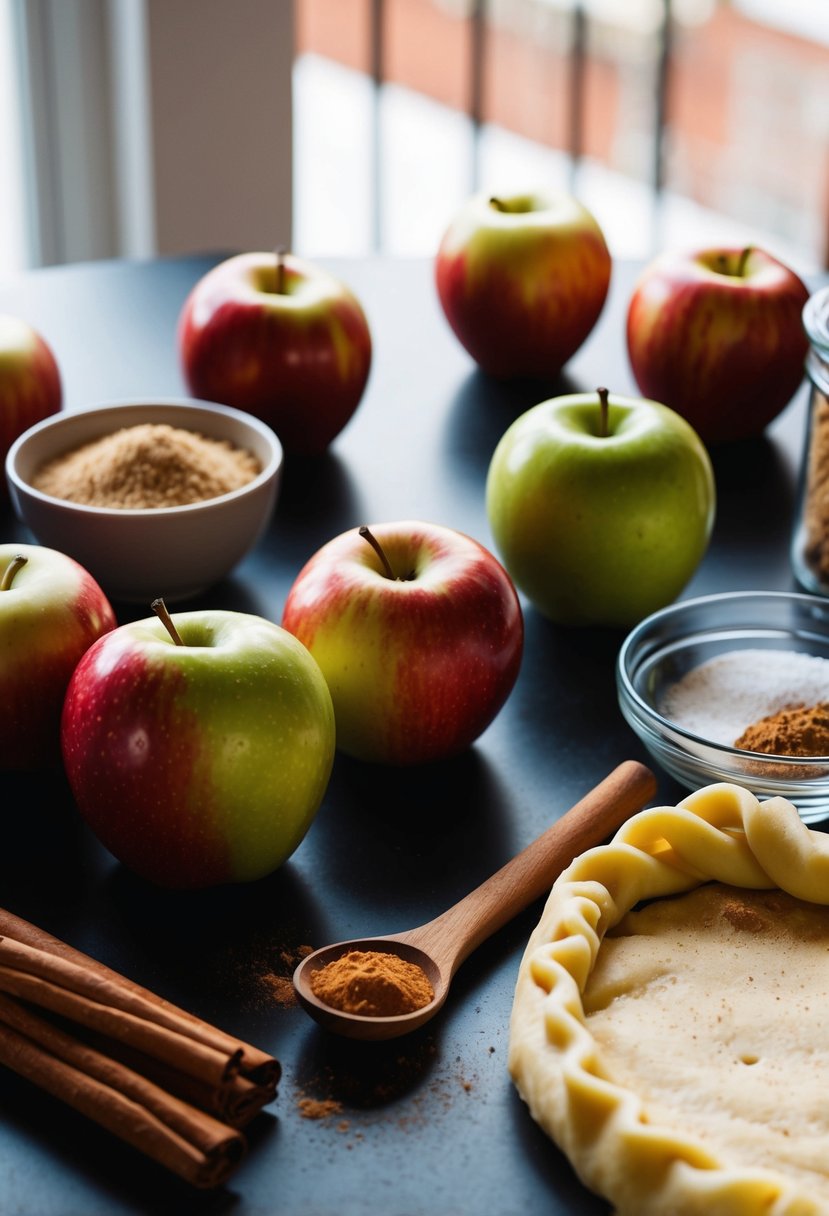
[293,759,656,1041]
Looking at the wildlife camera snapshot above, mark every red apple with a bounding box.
[0,543,116,770]
[177,251,372,456]
[0,315,62,494]
[626,246,810,444]
[435,190,611,379]
[281,521,524,765]
[61,603,336,889]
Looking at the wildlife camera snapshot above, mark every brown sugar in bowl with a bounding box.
[5,398,283,602]
[30,422,262,510]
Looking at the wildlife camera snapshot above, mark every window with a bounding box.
[2,1,826,273]
[0,0,27,273]
[293,0,829,270]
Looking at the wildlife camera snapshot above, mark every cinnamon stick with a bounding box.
[0,936,243,1067]
[0,993,245,1188]
[0,909,278,1087]
[78,1035,278,1128]
[0,908,280,1186]
[0,960,238,1089]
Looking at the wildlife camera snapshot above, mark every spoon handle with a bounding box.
[403,759,656,975]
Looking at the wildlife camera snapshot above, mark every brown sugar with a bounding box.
[309,949,434,1017]
[32,422,260,508]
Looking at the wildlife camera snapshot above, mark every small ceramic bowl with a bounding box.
[617,590,829,823]
[6,398,283,603]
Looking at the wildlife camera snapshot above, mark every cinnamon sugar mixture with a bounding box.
[33,423,260,508]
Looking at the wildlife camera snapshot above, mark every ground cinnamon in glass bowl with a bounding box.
[6,398,283,602]
[617,590,829,824]
[734,702,829,757]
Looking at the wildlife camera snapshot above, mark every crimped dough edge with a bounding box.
[508,782,829,1216]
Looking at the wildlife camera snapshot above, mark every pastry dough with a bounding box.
[509,783,829,1216]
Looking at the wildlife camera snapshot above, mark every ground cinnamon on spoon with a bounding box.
[309,949,433,1017]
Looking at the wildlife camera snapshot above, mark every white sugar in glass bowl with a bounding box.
[617,590,829,823]
[6,398,283,603]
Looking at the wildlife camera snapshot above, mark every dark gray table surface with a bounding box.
[0,253,816,1216]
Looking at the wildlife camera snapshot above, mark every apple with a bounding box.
[626,246,810,444]
[0,543,116,770]
[435,190,611,379]
[485,388,716,628]
[177,251,372,455]
[61,603,336,889]
[0,315,62,493]
[281,521,523,765]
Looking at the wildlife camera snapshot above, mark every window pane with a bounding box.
[294,0,828,269]
[668,5,829,268]
[0,0,27,273]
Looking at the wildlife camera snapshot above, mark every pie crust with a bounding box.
[509,782,829,1216]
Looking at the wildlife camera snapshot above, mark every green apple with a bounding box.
[61,604,336,888]
[485,389,716,627]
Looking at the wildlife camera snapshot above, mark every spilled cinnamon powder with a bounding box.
[297,1096,343,1120]
[253,943,314,1009]
[259,974,299,1008]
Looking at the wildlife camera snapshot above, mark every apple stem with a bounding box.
[718,248,753,277]
[359,525,397,580]
[151,597,185,646]
[275,245,288,294]
[0,553,27,591]
[597,386,610,439]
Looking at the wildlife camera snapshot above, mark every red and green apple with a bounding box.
[0,543,115,770]
[281,521,523,765]
[0,314,62,493]
[486,389,716,628]
[435,190,611,379]
[61,604,336,888]
[177,251,372,456]
[626,246,810,443]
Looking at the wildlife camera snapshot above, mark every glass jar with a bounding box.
[792,286,829,596]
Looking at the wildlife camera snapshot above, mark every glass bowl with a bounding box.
[617,590,829,823]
